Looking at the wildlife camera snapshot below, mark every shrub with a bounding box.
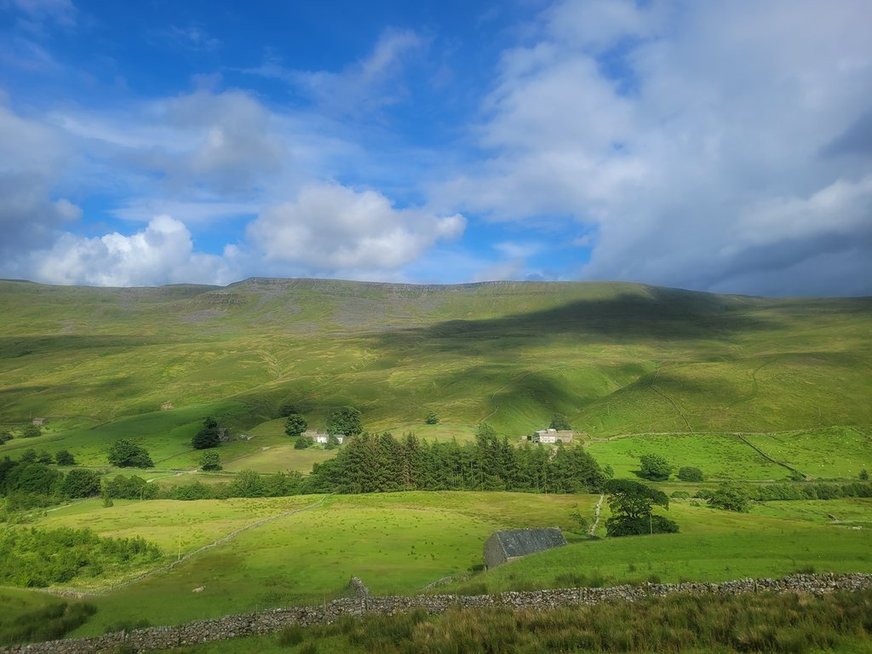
[677,466,704,482]
[0,431,12,445]
[606,514,680,536]
[549,413,571,430]
[60,469,101,498]
[21,424,41,438]
[103,475,158,500]
[168,482,212,500]
[0,527,160,587]
[229,470,266,497]
[54,450,76,466]
[294,436,314,450]
[638,454,672,481]
[200,451,222,471]
[707,483,750,512]
[4,463,62,496]
[107,440,153,468]
[425,412,439,425]
[861,468,869,481]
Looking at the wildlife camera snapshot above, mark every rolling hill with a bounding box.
[1,278,870,468]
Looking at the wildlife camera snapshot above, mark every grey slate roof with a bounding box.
[484,528,567,568]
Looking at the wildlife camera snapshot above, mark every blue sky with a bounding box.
[0,0,870,294]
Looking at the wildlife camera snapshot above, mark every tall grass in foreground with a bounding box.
[0,602,96,645]
[275,590,872,653]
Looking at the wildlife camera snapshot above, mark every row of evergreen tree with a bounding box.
[305,427,607,494]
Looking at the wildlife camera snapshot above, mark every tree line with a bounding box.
[0,456,100,509]
[305,426,607,494]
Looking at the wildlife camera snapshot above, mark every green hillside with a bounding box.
[1,278,870,469]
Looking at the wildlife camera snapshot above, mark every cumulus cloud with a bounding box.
[31,215,236,286]
[247,183,465,274]
[442,0,872,295]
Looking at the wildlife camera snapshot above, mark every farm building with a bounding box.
[532,428,574,444]
[483,528,567,569]
[311,432,345,445]
[31,417,46,426]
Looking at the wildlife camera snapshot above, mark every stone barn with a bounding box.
[483,528,567,569]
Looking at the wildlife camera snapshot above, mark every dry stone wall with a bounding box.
[4,573,871,654]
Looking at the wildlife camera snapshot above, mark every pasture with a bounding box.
[2,279,872,647]
[2,280,871,452]
[10,492,870,638]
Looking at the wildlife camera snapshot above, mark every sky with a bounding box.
[0,0,870,295]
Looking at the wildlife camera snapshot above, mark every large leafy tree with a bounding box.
[60,469,101,498]
[549,413,571,430]
[192,417,221,449]
[284,413,308,437]
[327,407,362,437]
[107,440,154,468]
[638,454,673,481]
[604,479,678,537]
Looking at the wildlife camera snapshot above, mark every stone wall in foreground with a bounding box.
[4,573,871,654]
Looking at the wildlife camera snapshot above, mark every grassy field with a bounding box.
[1,279,870,471]
[21,492,592,634]
[2,491,864,638]
[586,433,788,480]
[583,427,872,481]
[2,279,872,646]
[446,498,872,595]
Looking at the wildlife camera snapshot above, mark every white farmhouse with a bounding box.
[532,428,574,444]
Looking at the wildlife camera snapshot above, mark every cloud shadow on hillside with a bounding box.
[365,288,780,355]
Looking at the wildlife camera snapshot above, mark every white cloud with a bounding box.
[247,183,465,274]
[494,241,543,259]
[54,90,286,195]
[441,0,872,294]
[32,215,236,286]
[543,0,660,52]
[243,28,426,115]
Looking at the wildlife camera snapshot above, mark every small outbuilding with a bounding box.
[483,528,567,569]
